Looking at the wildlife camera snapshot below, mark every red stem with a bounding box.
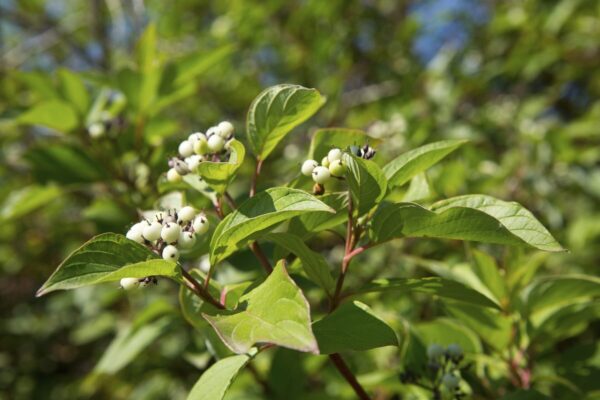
[250,158,263,197]
[181,268,224,309]
[329,354,371,400]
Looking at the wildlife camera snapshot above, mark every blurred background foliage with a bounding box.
[0,0,599,399]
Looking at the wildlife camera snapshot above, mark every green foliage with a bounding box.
[187,354,251,400]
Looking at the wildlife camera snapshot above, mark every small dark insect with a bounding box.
[358,144,376,160]
[139,276,158,287]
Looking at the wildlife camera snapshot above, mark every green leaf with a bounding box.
[288,192,349,238]
[444,302,512,351]
[313,301,398,354]
[210,187,334,264]
[369,196,564,252]
[57,68,89,115]
[343,153,387,216]
[261,233,335,297]
[524,275,600,321]
[203,261,319,354]
[383,140,467,187]
[18,100,79,132]
[308,128,374,162]
[182,174,218,203]
[136,23,157,75]
[187,354,250,400]
[402,173,433,202]
[246,84,325,160]
[354,277,500,309]
[0,184,61,221]
[173,45,234,88]
[471,249,507,303]
[179,269,221,331]
[196,140,245,194]
[416,318,482,353]
[36,233,180,296]
[25,144,107,184]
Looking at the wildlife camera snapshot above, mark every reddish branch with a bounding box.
[250,158,263,197]
[329,354,371,400]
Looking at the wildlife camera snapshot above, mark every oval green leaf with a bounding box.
[187,354,251,400]
[196,140,245,194]
[383,140,467,187]
[209,187,334,265]
[343,153,388,216]
[246,84,325,160]
[369,195,564,252]
[37,233,180,296]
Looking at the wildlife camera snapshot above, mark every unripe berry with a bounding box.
[327,148,343,163]
[179,140,194,158]
[312,166,331,184]
[142,221,162,241]
[301,159,318,177]
[167,168,182,183]
[193,135,209,155]
[178,206,196,223]
[447,343,463,358]
[188,132,205,144]
[126,222,145,243]
[321,156,330,168]
[120,277,140,290]
[178,231,196,249]
[192,214,209,234]
[329,159,346,177]
[88,123,105,139]
[161,222,181,243]
[442,374,460,390]
[186,155,202,171]
[218,121,234,137]
[427,343,445,360]
[162,245,180,261]
[207,135,225,152]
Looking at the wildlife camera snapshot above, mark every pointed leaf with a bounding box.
[369,196,564,252]
[313,301,398,354]
[18,100,79,132]
[0,184,61,221]
[354,277,500,309]
[187,354,250,400]
[210,187,334,264]
[203,261,319,354]
[288,192,349,238]
[37,233,179,296]
[343,153,387,216]
[261,233,335,297]
[383,140,467,187]
[196,140,245,194]
[524,275,600,318]
[57,68,89,115]
[246,84,325,160]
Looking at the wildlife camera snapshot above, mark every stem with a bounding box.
[224,192,237,209]
[250,242,274,274]
[329,354,371,400]
[181,268,225,310]
[250,158,263,197]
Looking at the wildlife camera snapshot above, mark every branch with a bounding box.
[329,354,371,400]
[180,267,225,310]
[250,158,263,197]
[250,242,274,274]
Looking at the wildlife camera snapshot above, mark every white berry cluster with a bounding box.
[426,343,464,391]
[301,148,346,184]
[121,206,209,290]
[167,121,235,182]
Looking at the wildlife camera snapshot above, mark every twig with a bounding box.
[250,242,274,274]
[250,158,263,197]
[329,354,371,400]
[180,268,225,310]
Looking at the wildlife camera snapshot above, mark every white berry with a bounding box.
[192,214,209,234]
[142,221,162,241]
[301,159,318,176]
[178,231,196,249]
[88,123,105,139]
[188,132,205,144]
[178,206,196,223]
[206,126,218,137]
[207,135,225,152]
[329,159,346,177]
[120,277,140,290]
[186,155,202,171]
[321,156,330,168]
[162,245,180,261]
[442,374,460,390]
[161,222,181,243]
[126,222,145,243]
[312,166,331,184]
[167,168,181,183]
[328,148,343,163]
[218,121,234,137]
[178,140,194,157]
[447,343,463,358]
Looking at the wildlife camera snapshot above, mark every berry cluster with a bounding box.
[120,206,209,290]
[301,147,346,184]
[167,121,235,182]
